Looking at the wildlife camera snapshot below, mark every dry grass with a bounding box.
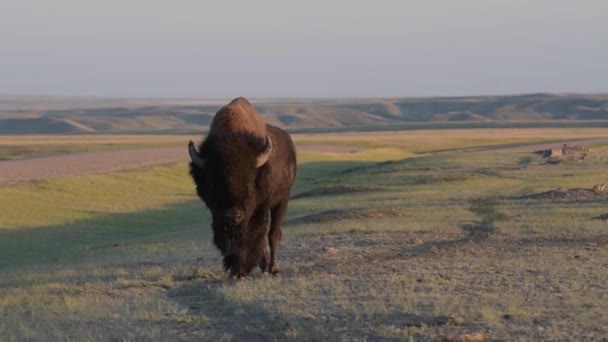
[2,129,608,340]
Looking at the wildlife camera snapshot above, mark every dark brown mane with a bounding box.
[190,132,268,206]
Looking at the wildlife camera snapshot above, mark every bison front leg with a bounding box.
[268,199,288,275]
[223,253,248,280]
[246,210,271,274]
[258,244,270,274]
[226,253,247,279]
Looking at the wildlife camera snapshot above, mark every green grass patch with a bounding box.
[0,164,194,229]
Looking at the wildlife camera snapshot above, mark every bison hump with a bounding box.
[209,97,267,138]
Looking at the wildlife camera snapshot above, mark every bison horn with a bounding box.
[256,136,272,168]
[188,140,205,167]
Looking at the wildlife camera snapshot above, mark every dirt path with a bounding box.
[0,144,360,186]
[0,147,188,186]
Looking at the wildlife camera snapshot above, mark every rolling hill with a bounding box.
[1,93,607,134]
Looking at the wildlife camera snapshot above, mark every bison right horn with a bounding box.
[188,140,205,167]
[256,136,272,168]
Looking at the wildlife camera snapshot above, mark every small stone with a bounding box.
[324,247,339,254]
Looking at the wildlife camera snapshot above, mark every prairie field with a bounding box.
[1,128,608,341]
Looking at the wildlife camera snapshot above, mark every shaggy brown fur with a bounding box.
[188,98,297,278]
[208,97,267,139]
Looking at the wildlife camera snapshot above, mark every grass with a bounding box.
[1,129,608,340]
[0,164,194,229]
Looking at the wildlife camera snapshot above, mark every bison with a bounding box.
[188,97,297,278]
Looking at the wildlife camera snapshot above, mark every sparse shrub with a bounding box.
[219,333,233,342]
[468,197,508,224]
[518,156,534,168]
[284,326,298,338]
[464,197,507,239]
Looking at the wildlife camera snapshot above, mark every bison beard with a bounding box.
[188,98,297,279]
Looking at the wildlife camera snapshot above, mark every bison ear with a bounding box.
[255,136,272,168]
[188,140,205,168]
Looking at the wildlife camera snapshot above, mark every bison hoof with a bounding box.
[229,272,247,281]
[270,262,280,275]
[259,259,270,273]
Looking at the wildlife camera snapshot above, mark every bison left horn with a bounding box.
[256,136,272,168]
[188,140,205,167]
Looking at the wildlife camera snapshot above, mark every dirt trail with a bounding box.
[0,144,358,186]
[0,147,188,186]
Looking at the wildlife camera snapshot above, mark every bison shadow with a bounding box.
[167,274,456,341]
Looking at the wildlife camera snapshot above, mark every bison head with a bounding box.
[188,133,272,230]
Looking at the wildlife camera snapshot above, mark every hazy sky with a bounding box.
[1,0,607,98]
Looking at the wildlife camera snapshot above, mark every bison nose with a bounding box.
[225,208,244,225]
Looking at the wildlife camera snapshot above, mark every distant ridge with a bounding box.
[1,93,607,134]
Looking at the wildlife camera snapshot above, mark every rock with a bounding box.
[410,238,424,245]
[449,316,465,325]
[502,313,524,320]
